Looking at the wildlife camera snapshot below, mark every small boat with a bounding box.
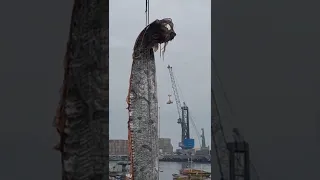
[172,155,211,179]
[172,173,209,180]
[172,173,189,180]
[179,168,211,177]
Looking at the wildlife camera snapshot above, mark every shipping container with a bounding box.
[183,138,195,149]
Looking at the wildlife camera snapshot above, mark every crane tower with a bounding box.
[200,128,207,149]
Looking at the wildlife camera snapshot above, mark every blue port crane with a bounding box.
[167,65,194,149]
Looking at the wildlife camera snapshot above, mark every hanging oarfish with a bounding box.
[127,18,176,180]
[53,0,108,179]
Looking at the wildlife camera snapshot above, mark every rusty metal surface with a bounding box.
[53,0,109,179]
[127,18,176,180]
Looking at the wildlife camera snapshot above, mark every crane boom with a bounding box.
[167,65,182,121]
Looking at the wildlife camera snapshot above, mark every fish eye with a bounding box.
[164,24,171,31]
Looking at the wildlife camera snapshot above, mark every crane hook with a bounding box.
[166,94,173,104]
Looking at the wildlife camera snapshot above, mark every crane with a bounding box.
[167,65,194,149]
[212,85,252,180]
[212,75,259,180]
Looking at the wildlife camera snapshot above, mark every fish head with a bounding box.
[149,18,176,44]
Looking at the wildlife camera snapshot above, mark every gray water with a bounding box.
[110,161,211,180]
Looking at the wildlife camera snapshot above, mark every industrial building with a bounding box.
[109,138,173,155]
[159,138,173,154]
[109,139,128,155]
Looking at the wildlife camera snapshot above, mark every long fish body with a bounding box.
[127,19,176,180]
[53,0,109,180]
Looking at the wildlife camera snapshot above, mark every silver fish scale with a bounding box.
[128,54,159,180]
[56,0,109,180]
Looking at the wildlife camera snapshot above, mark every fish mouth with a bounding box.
[168,31,176,41]
[160,31,176,44]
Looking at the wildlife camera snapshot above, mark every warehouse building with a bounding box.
[109,139,128,155]
[159,138,173,155]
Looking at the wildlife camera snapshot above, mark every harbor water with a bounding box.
[109,161,211,180]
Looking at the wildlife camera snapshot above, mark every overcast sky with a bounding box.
[110,0,211,149]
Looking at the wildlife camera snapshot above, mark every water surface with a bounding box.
[110,161,211,180]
